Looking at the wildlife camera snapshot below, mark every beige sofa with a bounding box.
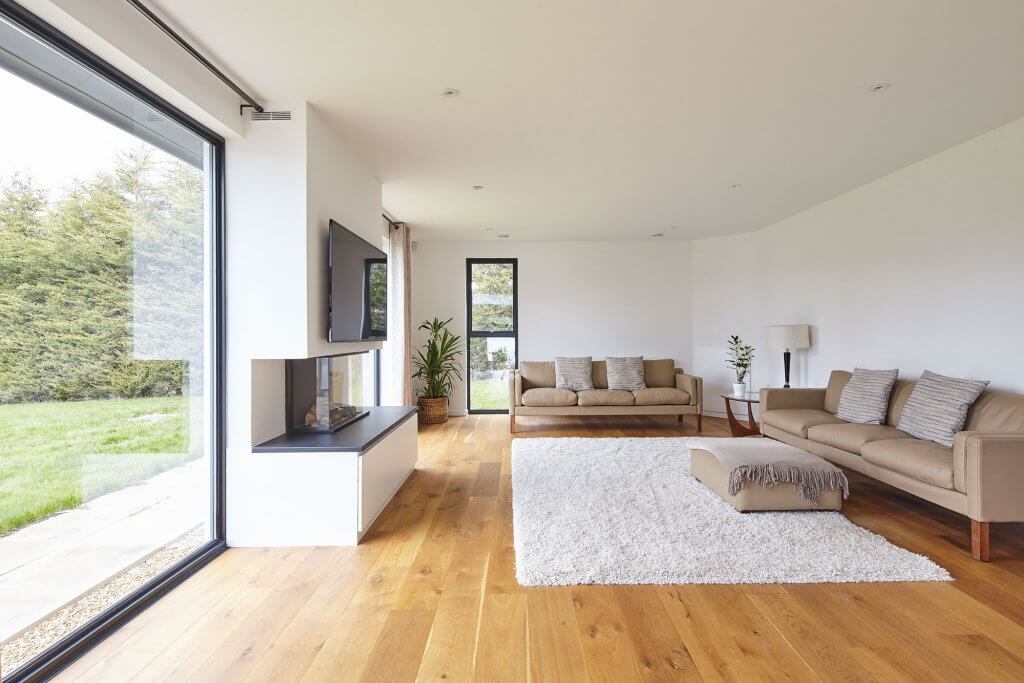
[761,370,1024,561]
[508,359,703,433]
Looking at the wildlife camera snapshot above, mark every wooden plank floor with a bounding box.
[58,414,1024,682]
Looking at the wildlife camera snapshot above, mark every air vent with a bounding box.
[251,110,291,121]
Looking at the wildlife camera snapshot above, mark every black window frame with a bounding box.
[0,2,227,681]
[466,258,518,414]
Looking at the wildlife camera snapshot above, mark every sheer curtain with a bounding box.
[385,220,413,405]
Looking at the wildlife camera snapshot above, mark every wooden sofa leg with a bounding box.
[677,415,684,424]
[971,520,990,561]
[510,414,516,434]
[697,413,703,433]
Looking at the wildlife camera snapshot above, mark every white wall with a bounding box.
[411,240,693,415]
[224,102,383,362]
[224,103,384,545]
[692,115,1024,415]
[305,105,387,358]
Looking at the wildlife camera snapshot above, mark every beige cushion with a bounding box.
[691,449,842,511]
[519,361,555,389]
[522,387,577,407]
[643,359,676,388]
[964,390,1024,432]
[806,423,910,455]
[632,387,690,406]
[577,389,635,406]
[824,370,851,414]
[861,439,954,489]
[762,409,843,437]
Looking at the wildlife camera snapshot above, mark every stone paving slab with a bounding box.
[0,460,208,640]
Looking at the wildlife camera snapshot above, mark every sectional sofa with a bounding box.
[508,359,703,433]
[761,370,1024,560]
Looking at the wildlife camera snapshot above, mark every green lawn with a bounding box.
[0,396,193,536]
[470,375,509,411]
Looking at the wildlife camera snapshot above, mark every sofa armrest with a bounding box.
[675,370,703,410]
[955,432,1024,521]
[509,371,523,409]
[759,388,827,412]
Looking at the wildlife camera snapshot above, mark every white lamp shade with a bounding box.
[767,324,810,350]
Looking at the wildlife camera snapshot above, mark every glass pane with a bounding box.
[328,352,377,411]
[470,262,514,332]
[0,17,214,675]
[286,352,376,432]
[367,260,387,335]
[469,337,516,410]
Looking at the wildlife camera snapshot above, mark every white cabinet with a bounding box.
[241,407,418,546]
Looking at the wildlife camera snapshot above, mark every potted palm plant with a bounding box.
[412,317,464,424]
[726,334,755,396]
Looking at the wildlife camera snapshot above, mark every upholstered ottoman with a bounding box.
[691,439,845,512]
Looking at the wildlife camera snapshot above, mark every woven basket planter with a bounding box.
[418,397,449,424]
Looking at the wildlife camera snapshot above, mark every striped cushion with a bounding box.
[606,356,646,390]
[897,370,989,447]
[836,368,898,424]
[554,356,594,391]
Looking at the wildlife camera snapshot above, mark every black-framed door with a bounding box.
[0,2,226,680]
[466,258,518,414]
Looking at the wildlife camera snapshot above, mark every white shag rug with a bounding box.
[511,437,951,585]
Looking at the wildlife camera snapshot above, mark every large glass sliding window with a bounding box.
[466,259,518,412]
[0,6,223,679]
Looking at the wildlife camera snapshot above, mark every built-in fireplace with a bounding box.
[285,351,375,433]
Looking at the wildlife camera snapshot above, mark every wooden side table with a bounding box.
[720,392,760,437]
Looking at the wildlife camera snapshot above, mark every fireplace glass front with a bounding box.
[285,352,374,432]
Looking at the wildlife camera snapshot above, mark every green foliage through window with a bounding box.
[0,150,204,404]
[367,259,387,333]
[470,262,514,331]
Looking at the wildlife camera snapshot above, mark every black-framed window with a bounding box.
[466,259,518,413]
[0,3,225,680]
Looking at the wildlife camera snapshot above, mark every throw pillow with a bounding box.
[836,367,899,424]
[897,370,990,447]
[554,356,594,391]
[606,356,646,390]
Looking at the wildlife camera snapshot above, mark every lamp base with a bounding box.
[783,350,792,388]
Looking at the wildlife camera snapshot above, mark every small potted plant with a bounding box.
[412,317,463,424]
[726,334,754,396]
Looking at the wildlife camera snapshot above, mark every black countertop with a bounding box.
[253,406,418,453]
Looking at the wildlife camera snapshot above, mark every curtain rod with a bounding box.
[125,0,263,114]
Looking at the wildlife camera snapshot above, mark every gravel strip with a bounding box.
[1,526,205,675]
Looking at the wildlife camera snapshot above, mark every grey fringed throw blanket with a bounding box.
[689,438,850,503]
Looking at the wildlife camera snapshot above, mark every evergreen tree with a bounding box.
[0,150,204,403]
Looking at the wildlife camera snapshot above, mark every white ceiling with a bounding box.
[153,0,1024,241]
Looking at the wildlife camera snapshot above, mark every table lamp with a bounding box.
[766,325,810,388]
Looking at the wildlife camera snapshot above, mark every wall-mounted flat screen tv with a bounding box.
[328,219,387,342]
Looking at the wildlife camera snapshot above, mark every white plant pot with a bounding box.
[732,382,747,397]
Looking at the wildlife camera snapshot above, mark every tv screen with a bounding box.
[328,220,387,342]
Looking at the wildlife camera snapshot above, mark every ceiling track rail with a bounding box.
[124,0,263,114]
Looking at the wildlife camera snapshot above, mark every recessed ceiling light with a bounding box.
[651,233,664,238]
[472,185,484,191]
[869,82,890,93]
[669,226,679,230]
[497,233,510,239]
[729,183,741,189]
[442,88,461,97]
